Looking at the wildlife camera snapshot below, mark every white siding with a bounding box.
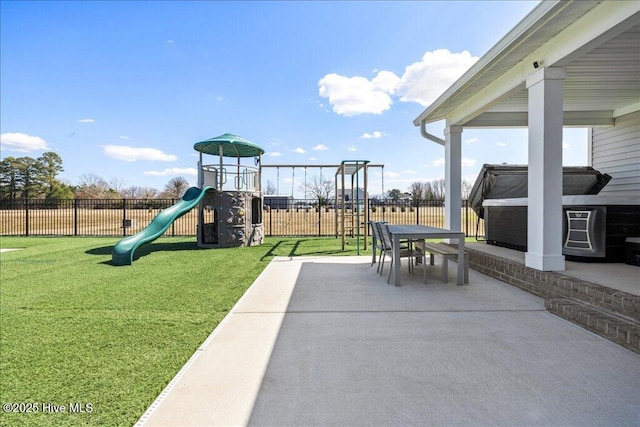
[591,111,640,195]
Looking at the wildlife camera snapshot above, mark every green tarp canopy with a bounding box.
[194,133,264,158]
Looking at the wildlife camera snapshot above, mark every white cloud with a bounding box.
[119,135,129,140]
[293,147,306,154]
[217,96,224,102]
[397,49,478,107]
[265,151,282,157]
[360,131,386,139]
[433,158,445,167]
[465,137,479,144]
[166,40,174,44]
[384,171,400,178]
[143,167,197,177]
[347,145,357,152]
[496,142,508,147]
[312,144,328,151]
[77,118,95,123]
[372,70,401,94]
[317,71,400,116]
[563,141,570,149]
[318,49,478,116]
[0,132,49,152]
[102,145,178,162]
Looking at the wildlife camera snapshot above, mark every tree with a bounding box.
[0,157,21,200]
[39,152,65,198]
[386,188,403,202]
[109,177,126,196]
[120,186,140,199]
[121,186,158,199]
[431,178,445,199]
[264,179,277,195]
[138,187,158,199]
[45,181,74,200]
[423,181,434,200]
[14,157,43,199]
[161,176,190,199]
[0,152,69,200]
[408,181,430,203]
[75,174,111,199]
[299,174,333,205]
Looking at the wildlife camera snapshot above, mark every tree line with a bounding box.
[265,175,473,204]
[1,154,475,202]
[405,179,473,201]
[0,153,192,200]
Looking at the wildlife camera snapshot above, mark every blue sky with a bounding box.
[1,1,589,197]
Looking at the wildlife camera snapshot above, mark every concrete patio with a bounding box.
[137,254,639,426]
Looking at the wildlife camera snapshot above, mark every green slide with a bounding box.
[112,186,212,266]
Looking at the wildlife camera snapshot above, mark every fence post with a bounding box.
[463,199,467,237]
[25,198,30,236]
[318,205,321,237]
[464,199,470,237]
[122,199,126,237]
[415,201,419,225]
[74,199,78,236]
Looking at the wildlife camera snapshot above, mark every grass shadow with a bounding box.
[260,239,307,259]
[260,238,357,258]
[260,240,286,261]
[289,239,304,257]
[87,241,203,265]
[295,249,347,256]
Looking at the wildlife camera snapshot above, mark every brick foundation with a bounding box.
[464,247,640,354]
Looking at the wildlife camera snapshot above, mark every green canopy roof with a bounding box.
[193,133,265,158]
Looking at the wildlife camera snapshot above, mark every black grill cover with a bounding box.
[468,164,611,219]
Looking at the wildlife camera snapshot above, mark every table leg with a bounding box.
[371,232,376,266]
[457,236,465,286]
[393,236,401,286]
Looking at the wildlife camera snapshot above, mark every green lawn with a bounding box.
[0,236,362,426]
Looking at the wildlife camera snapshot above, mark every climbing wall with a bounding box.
[198,189,264,248]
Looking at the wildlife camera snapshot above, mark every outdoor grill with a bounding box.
[469,164,640,262]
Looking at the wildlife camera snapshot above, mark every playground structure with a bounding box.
[112,133,264,265]
[336,160,369,252]
[261,161,384,254]
[112,132,384,264]
[194,133,265,248]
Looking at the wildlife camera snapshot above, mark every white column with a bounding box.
[525,67,566,271]
[444,125,462,232]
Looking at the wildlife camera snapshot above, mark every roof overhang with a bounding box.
[413,0,640,130]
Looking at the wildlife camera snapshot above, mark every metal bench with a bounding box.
[415,241,469,284]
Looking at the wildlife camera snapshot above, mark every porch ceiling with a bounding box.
[414,1,640,129]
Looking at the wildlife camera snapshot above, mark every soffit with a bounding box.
[414,1,640,128]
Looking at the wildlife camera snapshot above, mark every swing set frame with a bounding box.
[261,162,384,253]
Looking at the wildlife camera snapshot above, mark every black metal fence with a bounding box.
[0,198,484,238]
